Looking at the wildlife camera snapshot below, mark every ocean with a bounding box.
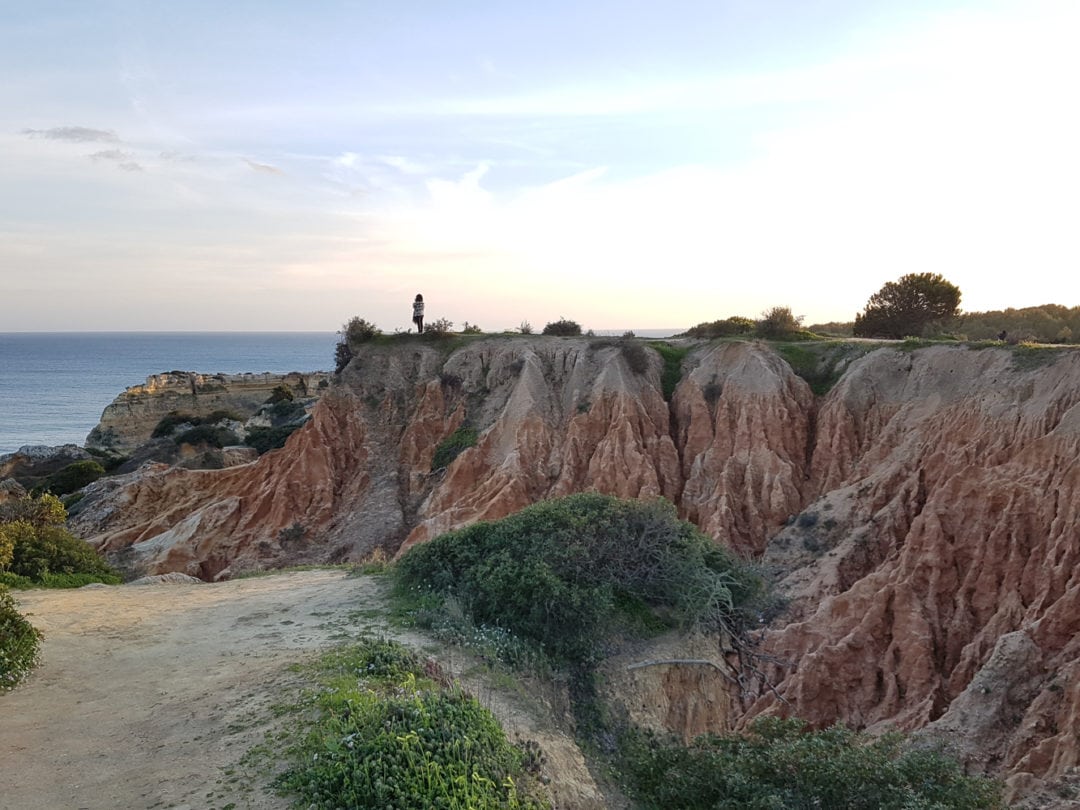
[0,333,336,456]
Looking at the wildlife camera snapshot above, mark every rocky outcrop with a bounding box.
[66,336,1080,793]
[0,444,94,490]
[86,371,330,453]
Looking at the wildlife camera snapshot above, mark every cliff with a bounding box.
[68,336,1080,794]
[85,370,331,453]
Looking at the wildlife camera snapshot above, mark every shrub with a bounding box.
[424,317,454,336]
[0,585,42,690]
[0,530,12,570]
[335,317,382,372]
[244,424,301,454]
[431,427,478,471]
[41,460,106,496]
[394,494,764,667]
[541,318,582,336]
[756,306,804,339]
[271,636,550,810]
[265,384,294,404]
[519,320,533,335]
[268,399,305,423]
[460,321,483,334]
[343,316,381,343]
[686,316,755,339]
[621,717,1002,809]
[151,411,199,438]
[619,340,650,374]
[173,425,239,448]
[2,520,119,583]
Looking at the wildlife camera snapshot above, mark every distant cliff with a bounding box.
[68,335,1080,797]
[86,370,331,453]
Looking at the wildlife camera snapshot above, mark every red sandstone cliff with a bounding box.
[69,336,1080,796]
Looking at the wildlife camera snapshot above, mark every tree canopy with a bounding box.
[853,273,961,339]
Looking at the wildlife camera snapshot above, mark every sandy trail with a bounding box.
[0,570,386,810]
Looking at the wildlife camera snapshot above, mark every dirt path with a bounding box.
[0,570,389,810]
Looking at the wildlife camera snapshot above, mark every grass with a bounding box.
[650,342,690,400]
[431,427,479,471]
[772,340,877,396]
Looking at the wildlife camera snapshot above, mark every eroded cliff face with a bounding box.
[69,336,1080,792]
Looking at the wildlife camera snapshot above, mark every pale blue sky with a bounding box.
[2,1,1078,331]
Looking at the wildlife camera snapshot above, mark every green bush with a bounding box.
[272,636,549,810]
[756,306,804,339]
[0,494,120,586]
[431,427,479,471]
[541,318,582,336]
[394,494,764,667]
[0,585,42,690]
[173,425,239,448]
[244,424,301,454]
[41,460,106,496]
[621,717,1002,809]
[265,384,294,404]
[685,317,755,338]
[0,529,12,570]
[152,411,199,438]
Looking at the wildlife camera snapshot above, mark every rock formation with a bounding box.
[85,370,330,453]
[67,336,1080,795]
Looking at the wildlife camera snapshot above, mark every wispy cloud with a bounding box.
[89,149,143,172]
[22,126,120,143]
[245,159,283,175]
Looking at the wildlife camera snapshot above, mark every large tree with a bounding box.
[853,273,962,339]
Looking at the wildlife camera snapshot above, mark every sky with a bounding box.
[1,0,1078,333]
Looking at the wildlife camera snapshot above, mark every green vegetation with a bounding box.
[270,636,549,809]
[152,409,244,439]
[621,717,1002,809]
[756,306,807,340]
[773,341,876,396]
[431,427,479,471]
[651,342,690,400]
[265,384,294,404]
[0,584,42,690]
[394,494,764,668]
[244,424,301,454]
[336,316,382,372]
[173,424,240,448]
[685,316,755,339]
[38,460,106,496]
[854,273,962,339]
[541,318,582,336]
[0,494,120,588]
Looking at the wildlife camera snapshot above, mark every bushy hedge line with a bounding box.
[621,717,1002,809]
[394,493,764,666]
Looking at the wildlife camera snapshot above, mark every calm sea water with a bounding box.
[0,333,336,455]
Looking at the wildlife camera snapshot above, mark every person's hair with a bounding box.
[415,294,423,302]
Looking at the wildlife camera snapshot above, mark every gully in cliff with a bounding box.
[412,293,425,334]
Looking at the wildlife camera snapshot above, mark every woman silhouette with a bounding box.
[412,294,425,334]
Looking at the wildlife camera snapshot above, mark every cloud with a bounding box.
[23,126,120,143]
[88,149,143,172]
[245,159,283,175]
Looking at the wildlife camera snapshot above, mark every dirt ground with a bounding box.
[0,569,604,810]
[0,570,400,810]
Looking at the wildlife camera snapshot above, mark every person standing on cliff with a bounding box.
[412,294,425,334]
